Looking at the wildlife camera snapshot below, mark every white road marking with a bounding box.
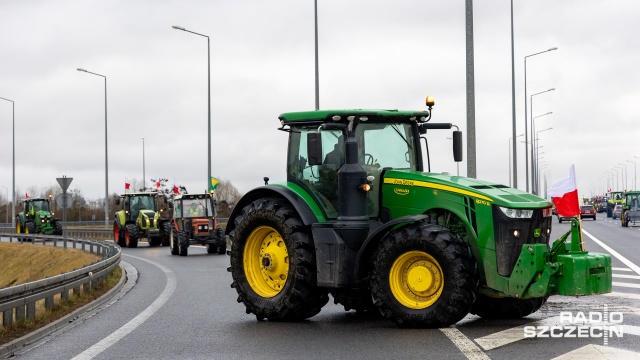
[604,292,640,301]
[582,229,640,277]
[71,254,176,360]
[439,328,490,360]
[613,274,640,280]
[612,282,640,289]
[475,315,562,351]
[613,267,633,272]
[551,344,640,360]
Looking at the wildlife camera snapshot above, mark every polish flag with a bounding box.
[549,165,580,217]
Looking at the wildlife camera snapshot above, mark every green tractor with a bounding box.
[227,99,612,328]
[621,190,640,227]
[113,192,170,248]
[15,197,63,237]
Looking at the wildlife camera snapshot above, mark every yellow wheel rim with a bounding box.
[389,250,444,309]
[243,226,289,298]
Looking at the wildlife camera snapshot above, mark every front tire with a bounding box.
[370,222,478,328]
[178,230,189,256]
[125,224,139,248]
[229,197,329,321]
[470,295,547,319]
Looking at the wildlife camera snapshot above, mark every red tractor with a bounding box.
[164,193,225,256]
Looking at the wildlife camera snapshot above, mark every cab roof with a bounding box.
[278,109,430,125]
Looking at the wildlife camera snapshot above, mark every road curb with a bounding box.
[0,261,139,359]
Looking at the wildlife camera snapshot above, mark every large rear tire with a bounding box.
[229,197,329,321]
[169,228,179,255]
[370,222,478,328]
[470,295,548,319]
[114,221,126,247]
[216,227,226,254]
[161,221,171,246]
[125,224,139,248]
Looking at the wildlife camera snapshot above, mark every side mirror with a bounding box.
[453,131,463,162]
[307,132,323,166]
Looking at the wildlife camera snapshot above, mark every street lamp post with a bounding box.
[617,162,628,191]
[530,89,554,191]
[0,186,7,224]
[142,138,146,190]
[172,25,212,192]
[524,48,557,192]
[531,112,552,194]
[508,134,524,187]
[77,68,109,227]
[627,159,636,190]
[0,96,15,229]
[532,125,553,195]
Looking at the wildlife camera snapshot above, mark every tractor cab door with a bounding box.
[288,127,343,219]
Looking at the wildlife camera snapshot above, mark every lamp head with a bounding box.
[77,68,87,72]
[172,25,185,31]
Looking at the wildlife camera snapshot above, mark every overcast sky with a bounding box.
[1,0,639,203]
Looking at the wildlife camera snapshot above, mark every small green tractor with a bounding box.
[164,193,226,256]
[606,191,625,217]
[621,190,640,227]
[113,192,170,248]
[227,99,612,328]
[15,197,63,237]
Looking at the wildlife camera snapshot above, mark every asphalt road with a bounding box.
[4,215,640,360]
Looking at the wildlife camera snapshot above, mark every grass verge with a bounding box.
[0,242,122,345]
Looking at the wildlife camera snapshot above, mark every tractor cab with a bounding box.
[118,193,159,222]
[285,107,461,221]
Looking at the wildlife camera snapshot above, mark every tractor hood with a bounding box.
[383,170,552,209]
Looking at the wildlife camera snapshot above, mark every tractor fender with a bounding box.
[353,214,428,281]
[226,186,319,235]
[114,211,127,227]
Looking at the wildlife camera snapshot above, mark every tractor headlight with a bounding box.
[499,206,533,219]
[542,208,553,217]
[198,225,203,230]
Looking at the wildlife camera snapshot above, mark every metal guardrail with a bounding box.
[0,234,121,328]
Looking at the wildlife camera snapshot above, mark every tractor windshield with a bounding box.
[181,198,213,218]
[29,200,49,213]
[287,121,418,219]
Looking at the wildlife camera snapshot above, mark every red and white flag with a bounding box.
[549,165,580,217]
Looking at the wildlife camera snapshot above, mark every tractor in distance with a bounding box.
[113,192,170,248]
[226,97,612,328]
[15,196,63,237]
[621,190,640,227]
[164,192,226,256]
[606,190,625,217]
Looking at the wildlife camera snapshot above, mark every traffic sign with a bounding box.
[56,176,73,192]
[57,193,74,209]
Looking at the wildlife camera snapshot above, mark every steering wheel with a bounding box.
[364,154,376,165]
